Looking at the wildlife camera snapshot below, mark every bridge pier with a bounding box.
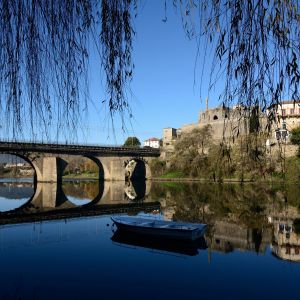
[97,157,125,181]
[32,157,67,183]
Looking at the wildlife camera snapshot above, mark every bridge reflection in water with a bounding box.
[0,180,159,225]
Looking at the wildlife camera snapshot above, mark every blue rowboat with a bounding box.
[111,216,207,241]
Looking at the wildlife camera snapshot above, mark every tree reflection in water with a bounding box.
[149,182,300,261]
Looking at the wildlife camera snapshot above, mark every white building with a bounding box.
[4,163,27,169]
[144,137,160,149]
[269,100,300,141]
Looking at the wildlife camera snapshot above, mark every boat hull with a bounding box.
[112,217,206,241]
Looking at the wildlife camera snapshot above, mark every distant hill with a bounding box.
[0,154,25,164]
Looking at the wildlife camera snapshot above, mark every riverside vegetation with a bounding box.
[151,125,300,182]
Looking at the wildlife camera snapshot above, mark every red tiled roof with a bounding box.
[144,137,160,142]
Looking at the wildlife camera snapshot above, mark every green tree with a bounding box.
[150,159,166,177]
[290,126,300,157]
[290,127,300,145]
[174,125,213,155]
[170,125,214,177]
[123,137,141,148]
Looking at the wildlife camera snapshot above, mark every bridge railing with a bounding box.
[0,140,160,156]
[0,138,125,148]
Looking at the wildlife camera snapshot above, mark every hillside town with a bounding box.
[140,99,300,181]
[162,99,300,153]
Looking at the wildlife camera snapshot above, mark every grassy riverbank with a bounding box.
[153,156,300,183]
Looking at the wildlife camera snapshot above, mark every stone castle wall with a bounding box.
[162,103,300,159]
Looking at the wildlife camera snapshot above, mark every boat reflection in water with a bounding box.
[111,229,207,256]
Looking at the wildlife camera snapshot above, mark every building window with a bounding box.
[282,122,287,130]
[275,129,289,140]
[290,108,294,115]
[213,115,218,120]
[281,130,288,140]
[282,109,286,116]
[275,130,281,140]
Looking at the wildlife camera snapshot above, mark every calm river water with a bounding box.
[0,179,300,299]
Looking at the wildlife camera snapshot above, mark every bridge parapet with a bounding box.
[0,141,160,157]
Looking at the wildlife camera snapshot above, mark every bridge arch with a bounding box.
[124,158,151,181]
[62,155,110,180]
[84,156,111,180]
[0,152,41,185]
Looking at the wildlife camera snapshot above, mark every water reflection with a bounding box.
[111,230,207,256]
[0,180,151,213]
[0,182,34,212]
[0,182,300,300]
[124,180,146,201]
[62,181,101,205]
[269,205,300,261]
[149,182,300,262]
[1,180,300,264]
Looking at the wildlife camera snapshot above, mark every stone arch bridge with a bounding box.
[0,141,160,183]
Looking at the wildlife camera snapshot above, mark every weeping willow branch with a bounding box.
[174,0,300,129]
[0,0,137,140]
[1,0,299,144]
[0,0,94,139]
[101,0,136,123]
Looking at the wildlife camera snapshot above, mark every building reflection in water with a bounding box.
[268,205,300,262]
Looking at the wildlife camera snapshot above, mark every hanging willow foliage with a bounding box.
[0,0,136,139]
[174,0,300,129]
[0,0,93,138]
[172,0,300,175]
[1,0,300,141]
[101,0,136,120]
